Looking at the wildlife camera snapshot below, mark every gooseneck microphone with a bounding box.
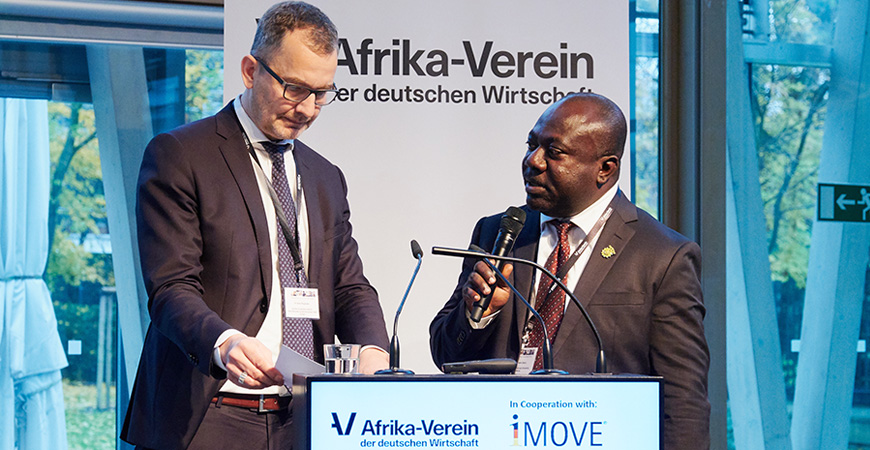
[434,244,562,374]
[375,239,423,375]
[432,245,608,374]
[472,248,565,375]
[470,207,526,323]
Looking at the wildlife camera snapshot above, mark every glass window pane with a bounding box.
[46,100,118,450]
[636,0,659,14]
[768,0,836,45]
[729,0,870,448]
[185,49,225,121]
[631,7,660,217]
[751,62,828,401]
[0,40,225,449]
[634,54,660,217]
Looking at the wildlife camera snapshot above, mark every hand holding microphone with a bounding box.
[463,260,514,317]
[467,206,526,322]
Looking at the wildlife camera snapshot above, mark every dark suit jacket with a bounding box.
[430,191,710,449]
[121,102,389,449]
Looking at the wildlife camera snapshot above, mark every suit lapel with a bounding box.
[552,191,638,356]
[215,103,273,300]
[512,208,540,345]
[293,141,323,286]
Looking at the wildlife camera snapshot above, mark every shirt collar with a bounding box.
[539,184,619,235]
[233,95,295,151]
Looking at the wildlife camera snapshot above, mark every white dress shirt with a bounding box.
[214,97,310,395]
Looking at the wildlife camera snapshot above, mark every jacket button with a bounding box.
[188,353,198,365]
[457,331,466,345]
[260,300,268,313]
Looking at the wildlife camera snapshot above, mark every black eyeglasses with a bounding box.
[253,56,338,106]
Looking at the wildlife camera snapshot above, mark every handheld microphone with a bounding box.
[433,245,608,374]
[375,239,423,375]
[470,207,526,323]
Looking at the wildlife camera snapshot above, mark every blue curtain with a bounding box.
[1,98,68,450]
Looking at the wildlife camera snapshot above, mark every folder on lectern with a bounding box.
[293,373,662,449]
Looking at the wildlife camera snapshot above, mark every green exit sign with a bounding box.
[818,183,870,223]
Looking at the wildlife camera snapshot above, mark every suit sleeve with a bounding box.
[429,217,506,368]
[650,240,711,449]
[137,133,231,376]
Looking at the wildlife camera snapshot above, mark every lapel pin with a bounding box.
[601,245,616,259]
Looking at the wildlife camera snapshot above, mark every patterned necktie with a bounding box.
[527,221,574,371]
[262,142,314,360]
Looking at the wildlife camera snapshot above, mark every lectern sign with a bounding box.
[295,375,662,449]
[818,183,870,223]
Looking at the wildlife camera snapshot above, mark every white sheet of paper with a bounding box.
[276,345,324,383]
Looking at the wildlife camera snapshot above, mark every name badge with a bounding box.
[516,346,538,375]
[284,287,320,319]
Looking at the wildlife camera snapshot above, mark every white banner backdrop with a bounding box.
[225,0,629,373]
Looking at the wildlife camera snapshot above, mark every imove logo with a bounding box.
[511,414,605,447]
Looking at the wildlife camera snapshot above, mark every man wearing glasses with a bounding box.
[121,2,390,449]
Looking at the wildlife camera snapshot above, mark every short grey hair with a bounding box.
[251,1,338,60]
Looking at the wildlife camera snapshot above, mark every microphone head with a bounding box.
[500,206,526,235]
[410,239,423,259]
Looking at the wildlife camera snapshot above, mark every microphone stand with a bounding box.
[375,241,422,375]
[433,245,608,374]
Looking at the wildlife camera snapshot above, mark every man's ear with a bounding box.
[241,55,257,89]
[597,155,620,184]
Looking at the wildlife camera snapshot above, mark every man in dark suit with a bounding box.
[430,93,710,448]
[121,2,389,449]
